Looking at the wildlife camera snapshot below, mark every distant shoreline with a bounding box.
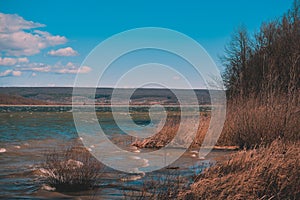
[0,104,209,107]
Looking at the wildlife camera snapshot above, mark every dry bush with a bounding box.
[218,95,300,148]
[179,139,300,200]
[132,113,210,149]
[41,146,104,192]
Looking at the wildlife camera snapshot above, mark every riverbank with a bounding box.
[179,139,300,199]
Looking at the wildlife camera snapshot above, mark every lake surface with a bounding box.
[0,106,230,199]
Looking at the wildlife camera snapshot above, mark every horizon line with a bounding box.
[0,86,216,90]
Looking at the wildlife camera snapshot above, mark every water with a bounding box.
[0,106,229,199]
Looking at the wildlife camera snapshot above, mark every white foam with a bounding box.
[130,146,138,150]
[0,148,6,153]
[141,159,149,167]
[86,147,92,152]
[41,184,56,191]
[129,156,141,160]
[130,168,146,176]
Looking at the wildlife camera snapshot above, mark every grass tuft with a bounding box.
[41,145,104,192]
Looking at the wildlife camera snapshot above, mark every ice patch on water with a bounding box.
[14,145,21,149]
[86,147,92,152]
[41,184,56,191]
[120,175,143,181]
[129,156,141,160]
[130,168,146,176]
[142,159,149,167]
[0,148,6,153]
[120,167,146,181]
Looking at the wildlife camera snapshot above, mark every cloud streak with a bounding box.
[47,47,78,57]
[0,57,29,66]
[18,62,91,74]
[0,69,22,77]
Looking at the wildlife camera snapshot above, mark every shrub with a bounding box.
[41,145,104,192]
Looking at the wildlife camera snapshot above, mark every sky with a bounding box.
[0,0,294,87]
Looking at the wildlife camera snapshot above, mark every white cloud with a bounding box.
[20,62,51,72]
[17,57,29,63]
[57,65,91,74]
[78,66,92,74]
[0,70,12,77]
[0,69,22,77]
[18,62,91,74]
[0,13,67,56]
[0,13,44,33]
[55,62,91,74]
[47,47,78,57]
[0,57,29,66]
[12,70,22,76]
[172,75,181,80]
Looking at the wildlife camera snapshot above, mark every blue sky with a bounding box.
[0,0,293,87]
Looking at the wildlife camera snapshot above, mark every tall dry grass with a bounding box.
[132,113,210,149]
[179,139,300,200]
[132,93,299,150]
[218,94,300,148]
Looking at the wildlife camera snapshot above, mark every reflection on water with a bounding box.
[0,106,226,199]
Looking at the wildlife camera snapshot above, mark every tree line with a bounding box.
[222,0,299,104]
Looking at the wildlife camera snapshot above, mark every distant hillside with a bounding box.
[0,94,52,105]
[0,87,215,105]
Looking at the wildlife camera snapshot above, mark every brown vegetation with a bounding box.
[179,139,300,200]
[218,95,300,148]
[218,0,300,148]
[130,2,300,199]
[0,94,52,105]
[41,146,104,192]
[132,113,210,149]
[124,170,188,200]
